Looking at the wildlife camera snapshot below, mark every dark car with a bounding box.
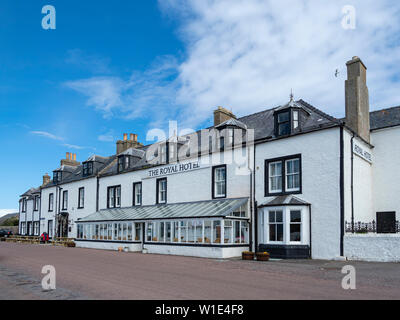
[0,229,13,238]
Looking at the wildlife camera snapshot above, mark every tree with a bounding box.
[2,217,19,226]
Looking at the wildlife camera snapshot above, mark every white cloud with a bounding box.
[66,49,111,74]
[0,209,18,218]
[30,131,64,141]
[66,0,400,128]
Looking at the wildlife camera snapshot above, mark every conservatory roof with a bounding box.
[78,198,249,222]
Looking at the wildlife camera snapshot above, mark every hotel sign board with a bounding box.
[353,143,372,163]
[148,162,202,178]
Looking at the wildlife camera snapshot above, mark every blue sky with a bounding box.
[1,0,400,212]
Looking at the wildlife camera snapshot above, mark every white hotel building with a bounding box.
[18,57,400,261]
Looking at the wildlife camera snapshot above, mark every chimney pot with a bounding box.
[66,152,70,160]
[123,133,128,141]
[213,106,236,126]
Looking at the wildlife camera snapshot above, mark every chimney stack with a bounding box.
[345,56,370,142]
[116,133,143,154]
[42,173,51,186]
[60,152,80,166]
[213,106,236,126]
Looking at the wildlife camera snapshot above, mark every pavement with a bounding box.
[0,242,399,300]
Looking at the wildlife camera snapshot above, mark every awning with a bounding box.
[78,198,248,223]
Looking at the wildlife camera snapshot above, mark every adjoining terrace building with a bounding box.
[18,57,400,261]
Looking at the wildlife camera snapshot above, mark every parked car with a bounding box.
[0,229,13,238]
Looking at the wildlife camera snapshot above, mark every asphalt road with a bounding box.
[0,242,399,300]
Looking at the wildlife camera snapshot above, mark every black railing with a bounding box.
[345,220,400,233]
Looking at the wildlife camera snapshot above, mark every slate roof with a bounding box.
[36,98,400,191]
[78,197,248,222]
[258,195,310,207]
[370,106,400,131]
[20,187,41,199]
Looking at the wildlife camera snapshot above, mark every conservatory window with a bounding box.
[213,220,221,243]
[135,223,141,241]
[224,220,233,244]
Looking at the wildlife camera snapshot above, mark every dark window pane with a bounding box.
[269,224,276,241]
[290,224,301,241]
[278,112,289,123]
[290,211,301,222]
[279,123,290,135]
[269,212,275,223]
[277,224,283,241]
[276,211,283,222]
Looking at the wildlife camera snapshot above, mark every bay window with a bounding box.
[265,154,301,196]
[290,210,301,242]
[269,210,284,242]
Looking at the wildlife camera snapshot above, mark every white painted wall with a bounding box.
[255,127,342,259]
[371,126,400,220]
[143,244,249,258]
[75,240,142,252]
[344,234,400,262]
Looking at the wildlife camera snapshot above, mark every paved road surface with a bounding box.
[0,242,399,299]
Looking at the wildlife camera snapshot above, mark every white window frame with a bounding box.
[158,179,167,204]
[285,158,300,192]
[268,161,283,194]
[213,166,226,198]
[78,187,85,208]
[293,110,299,129]
[134,183,142,206]
[267,209,284,243]
[289,209,302,243]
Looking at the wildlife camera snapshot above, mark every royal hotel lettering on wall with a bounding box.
[353,143,372,163]
[148,162,201,178]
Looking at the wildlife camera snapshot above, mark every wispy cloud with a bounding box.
[98,130,115,142]
[30,131,64,141]
[65,0,400,128]
[65,49,111,74]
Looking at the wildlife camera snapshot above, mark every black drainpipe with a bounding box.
[96,175,100,212]
[339,127,345,257]
[253,142,257,252]
[308,205,312,258]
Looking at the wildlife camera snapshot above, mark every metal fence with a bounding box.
[345,220,400,233]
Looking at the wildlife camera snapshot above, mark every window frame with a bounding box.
[78,187,85,209]
[107,185,121,209]
[34,196,39,211]
[133,182,142,206]
[82,161,93,177]
[212,164,227,199]
[48,193,54,212]
[62,190,68,210]
[265,154,302,196]
[275,109,291,137]
[21,198,27,213]
[156,178,167,204]
[289,209,302,243]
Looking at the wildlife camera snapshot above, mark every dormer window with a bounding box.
[118,155,130,173]
[53,171,62,183]
[293,110,299,129]
[82,161,93,177]
[160,144,167,164]
[275,110,291,136]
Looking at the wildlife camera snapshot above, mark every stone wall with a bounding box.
[344,234,400,262]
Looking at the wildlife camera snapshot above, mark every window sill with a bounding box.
[264,190,302,197]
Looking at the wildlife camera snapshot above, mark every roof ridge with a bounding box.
[370,105,400,113]
[297,99,341,124]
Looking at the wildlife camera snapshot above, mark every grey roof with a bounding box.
[78,197,249,222]
[216,118,248,130]
[258,195,310,207]
[237,99,340,141]
[370,106,400,131]
[20,187,41,198]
